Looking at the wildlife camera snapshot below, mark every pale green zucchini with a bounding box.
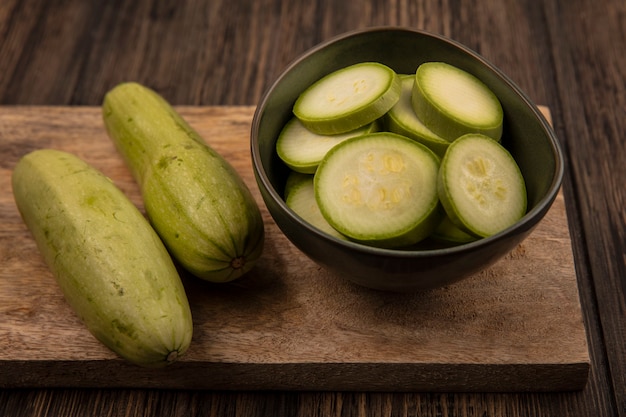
[314,133,442,248]
[385,75,451,158]
[431,215,478,244]
[284,171,347,240]
[293,62,401,135]
[276,117,379,174]
[412,62,503,142]
[437,133,527,237]
[102,82,264,283]
[12,149,193,367]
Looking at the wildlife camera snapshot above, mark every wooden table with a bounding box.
[0,0,624,416]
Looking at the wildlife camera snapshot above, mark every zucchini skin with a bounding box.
[102,83,264,283]
[12,149,193,367]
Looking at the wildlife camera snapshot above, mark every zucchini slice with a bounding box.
[412,62,503,141]
[386,75,451,157]
[285,172,347,240]
[437,133,527,238]
[277,117,379,174]
[431,215,478,244]
[293,62,401,135]
[314,132,442,248]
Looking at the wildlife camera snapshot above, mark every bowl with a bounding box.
[250,27,564,291]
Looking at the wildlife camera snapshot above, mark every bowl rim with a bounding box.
[251,26,565,259]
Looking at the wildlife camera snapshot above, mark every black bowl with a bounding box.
[251,27,563,291]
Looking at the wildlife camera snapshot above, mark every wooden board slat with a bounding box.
[0,106,589,391]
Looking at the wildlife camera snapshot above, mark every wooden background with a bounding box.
[0,0,625,416]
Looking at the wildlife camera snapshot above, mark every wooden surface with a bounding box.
[0,106,588,392]
[0,0,625,416]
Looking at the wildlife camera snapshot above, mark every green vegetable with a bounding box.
[284,172,347,240]
[385,75,450,157]
[12,149,193,367]
[431,215,478,244]
[437,133,527,237]
[276,61,525,250]
[314,133,442,248]
[293,62,401,135]
[412,62,503,141]
[103,82,264,283]
[276,117,379,174]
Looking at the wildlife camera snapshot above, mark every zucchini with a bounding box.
[385,75,451,158]
[275,61,526,249]
[293,62,401,135]
[431,215,478,244]
[284,171,347,240]
[412,62,503,141]
[314,132,442,248]
[276,117,379,174]
[437,133,527,237]
[11,149,193,367]
[102,82,264,283]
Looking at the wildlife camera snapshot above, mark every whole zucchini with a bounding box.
[12,149,193,367]
[102,83,264,283]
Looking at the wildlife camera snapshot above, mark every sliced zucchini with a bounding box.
[284,172,347,240]
[431,215,478,244]
[293,62,401,135]
[437,133,526,238]
[276,117,379,174]
[412,62,503,142]
[386,75,450,157]
[314,132,442,248]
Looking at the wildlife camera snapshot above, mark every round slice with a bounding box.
[437,133,527,238]
[284,172,347,240]
[276,117,379,174]
[412,62,503,142]
[315,132,442,248]
[431,215,478,245]
[293,62,401,135]
[386,75,451,157]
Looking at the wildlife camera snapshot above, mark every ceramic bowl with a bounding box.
[250,27,563,291]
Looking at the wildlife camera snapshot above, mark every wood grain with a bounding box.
[542,3,626,415]
[0,106,588,391]
[1,0,625,415]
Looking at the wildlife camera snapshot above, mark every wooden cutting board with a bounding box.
[0,106,589,392]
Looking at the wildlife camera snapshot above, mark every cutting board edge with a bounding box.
[0,358,590,392]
